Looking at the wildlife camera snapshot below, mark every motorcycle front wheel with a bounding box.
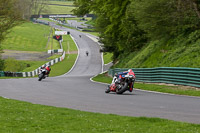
[105,85,110,93]
[38,73,44,81]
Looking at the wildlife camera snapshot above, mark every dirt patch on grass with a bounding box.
[2,50,51,61]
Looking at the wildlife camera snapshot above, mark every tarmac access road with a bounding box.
[0,23,200,124]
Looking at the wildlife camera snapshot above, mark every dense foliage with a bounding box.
[0,0,23,70]
[0,0,50,70]
[73,0,200,67]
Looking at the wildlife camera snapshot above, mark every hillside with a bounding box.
[73,0,200,69]
[114,30,200,68]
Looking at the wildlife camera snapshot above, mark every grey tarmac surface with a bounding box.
[0,22,200,124]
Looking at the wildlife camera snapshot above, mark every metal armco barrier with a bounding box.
[0,71,5,77]
[108,67,200,88]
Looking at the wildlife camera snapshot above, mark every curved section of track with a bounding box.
[0,24,200,124]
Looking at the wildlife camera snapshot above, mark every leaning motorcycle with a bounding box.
[38,68,47,81]
[105,70,136,94]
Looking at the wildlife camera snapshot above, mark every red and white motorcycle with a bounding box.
[38,65,51,81]
[105,69,136,94]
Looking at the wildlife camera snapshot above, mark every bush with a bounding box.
[0,58,4,71]
[4,58,25,72]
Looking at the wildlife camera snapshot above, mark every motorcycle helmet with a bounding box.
[128,69,133,72]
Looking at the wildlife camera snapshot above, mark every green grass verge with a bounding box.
[103,52,113,64]
[62,35,78,51]
[92,72,200,97]
[48,33,78,77]
[48,28,60,50]
[1,22,51,52]
[49,54,77,77]
[0,96,200,132]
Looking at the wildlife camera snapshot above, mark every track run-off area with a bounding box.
[0,22,200,124]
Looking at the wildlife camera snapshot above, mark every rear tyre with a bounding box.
[116,82,128,94]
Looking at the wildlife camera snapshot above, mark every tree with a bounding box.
[0,0,24,70]
[131,0,200,40]
[73,0,147,58]
[0,0,23,43]
[32,0,49,18]
[73,0,92,16]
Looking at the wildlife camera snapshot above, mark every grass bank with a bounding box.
[49,54,77,76]
[92,72,200,97]
[1,22,51,52]
[114,31,200,68]
[103,52,113,64]
[0,96,200,133]
[43,1,75,14]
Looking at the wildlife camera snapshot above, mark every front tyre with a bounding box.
[105,85,110,93]
[38,73,44,81]
[116,82,128,94]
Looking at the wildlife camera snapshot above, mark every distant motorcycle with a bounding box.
[105,69,136,94]
[38,65,51,81]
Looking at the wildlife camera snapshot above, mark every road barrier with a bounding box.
[108,67,200,88]
[0,71,5,77]
[21,51,65,77]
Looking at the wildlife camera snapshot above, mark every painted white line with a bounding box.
[104,61,113,66]
[86,35,99,42]
[101,52,104,73]
[2,96,10,99]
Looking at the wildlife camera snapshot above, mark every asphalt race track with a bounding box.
[0,23,200,124]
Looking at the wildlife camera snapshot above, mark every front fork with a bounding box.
[128,79,135,92]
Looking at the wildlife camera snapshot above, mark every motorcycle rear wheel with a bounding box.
[116,82,128,94]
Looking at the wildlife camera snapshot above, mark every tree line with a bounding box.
[73,0,200,60]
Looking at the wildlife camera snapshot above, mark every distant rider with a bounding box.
[86,51,89,56]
